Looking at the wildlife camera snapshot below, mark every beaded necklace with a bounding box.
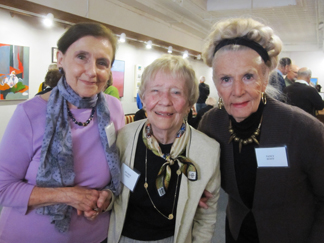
[228,115,263,153]
[67,102,96,127]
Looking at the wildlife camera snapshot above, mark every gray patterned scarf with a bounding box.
[36,77,121,233]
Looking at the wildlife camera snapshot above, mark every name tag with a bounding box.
[255,146,289,167]
[121,163,140,192]
[105,122,116,147]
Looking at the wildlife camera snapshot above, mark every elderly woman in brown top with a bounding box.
[199,18,324,243]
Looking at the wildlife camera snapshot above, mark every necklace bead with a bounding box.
[228,115,263,153]
[67,104,96,127]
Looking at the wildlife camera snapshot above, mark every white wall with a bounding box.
[1,7,324,142]
[0,8,213,142]
[28,0,204,52]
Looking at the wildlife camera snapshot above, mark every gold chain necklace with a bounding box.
[228,115,263,153]
[144,148,180,220]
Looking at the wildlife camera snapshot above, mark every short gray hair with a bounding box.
[298,67,312,79]
[139,55,198,107]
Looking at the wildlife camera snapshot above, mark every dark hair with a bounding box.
[44,69,62,88]
[57,22,117,66]
[279,57,292,67]
[316,84,322,92]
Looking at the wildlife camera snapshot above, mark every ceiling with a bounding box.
[109,0,324,51]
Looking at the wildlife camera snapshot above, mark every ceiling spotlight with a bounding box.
[119,33,126,43]
[43,13,54,27]
[168,46,173,53]
[197,54,201,60]
[146,40,152,49]
[183,50,188,58]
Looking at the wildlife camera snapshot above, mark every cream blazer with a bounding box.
[108,120,221,243]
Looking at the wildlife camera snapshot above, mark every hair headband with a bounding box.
[213,37,270,64]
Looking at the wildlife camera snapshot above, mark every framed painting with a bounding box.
[52,47,58,63]
[111,60,125,98]
[310,77,318,86]
[0,43,29,100]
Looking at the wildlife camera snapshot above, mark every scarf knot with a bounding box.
[143,121,198,197]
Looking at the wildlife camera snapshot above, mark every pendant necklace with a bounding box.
[144,148,180,220]
[228,115,263,153]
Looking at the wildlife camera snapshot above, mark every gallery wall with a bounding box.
[1,7,324,142]
[0,8,215,141]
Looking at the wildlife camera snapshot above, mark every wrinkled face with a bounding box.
[213,49,268,122]
[57,36,113,98]
[142,71,191,140]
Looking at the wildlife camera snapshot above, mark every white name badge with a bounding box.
[255,146,289,167]
[121,163,140,192]
[105,122,116,147]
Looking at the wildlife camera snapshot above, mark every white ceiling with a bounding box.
[110,0,324,51]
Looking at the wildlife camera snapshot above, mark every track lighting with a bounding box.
[43,13,54,27]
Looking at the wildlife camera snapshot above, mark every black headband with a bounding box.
[213,37,270,64]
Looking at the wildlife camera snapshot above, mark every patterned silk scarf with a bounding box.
[36,77,121,233]
[142,120,198,197]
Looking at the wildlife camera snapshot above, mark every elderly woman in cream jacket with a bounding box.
[108,55,221,243]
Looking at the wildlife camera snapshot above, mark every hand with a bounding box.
[77,190,112,221]
[199,190,213,209]
[61,186,100,212]
[97,189,113,212]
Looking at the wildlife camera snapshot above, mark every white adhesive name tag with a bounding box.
[255,146,289,167]
[121,163,140,192]
[105,122,116,147]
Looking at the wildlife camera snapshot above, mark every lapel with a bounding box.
[253,98,292,207]
[120,120,146,216]
[174,175,189,243]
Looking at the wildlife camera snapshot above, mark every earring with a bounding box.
[261,92,267,105]
[59,67,64,75]
[218,97,223,109]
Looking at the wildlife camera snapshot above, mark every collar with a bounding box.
[295,79,309,86]
[276,69,283,76]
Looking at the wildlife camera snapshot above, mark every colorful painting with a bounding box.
[0,43,29,100]
[111,60,125,98]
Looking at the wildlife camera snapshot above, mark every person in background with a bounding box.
[189,96,216,129]
[136,92,143,109]
[38,63,58,93]
[284,67,324,116]
[0,22,125,243]
[316,84,322,93]
[108,55,221,243]
[196,76,210,112]
[269,57,291,100]
[134,108,147,121]
[284,64,299,87]
[104,71,120,99]
[199,17,324,242]
[36,69,62,95]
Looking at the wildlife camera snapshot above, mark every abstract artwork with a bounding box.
[0,43,29,100]
[111,60,125,98]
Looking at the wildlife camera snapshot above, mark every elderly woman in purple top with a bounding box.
[0,23,124,243]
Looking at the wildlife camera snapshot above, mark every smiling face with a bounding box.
[142,71,191,143]
[57,36,113,98]
[213,48,268,122]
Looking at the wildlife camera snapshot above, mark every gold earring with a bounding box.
[218,97,223,109]
[261,92,267,105]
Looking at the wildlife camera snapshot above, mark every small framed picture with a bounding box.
[52,47,58,63]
